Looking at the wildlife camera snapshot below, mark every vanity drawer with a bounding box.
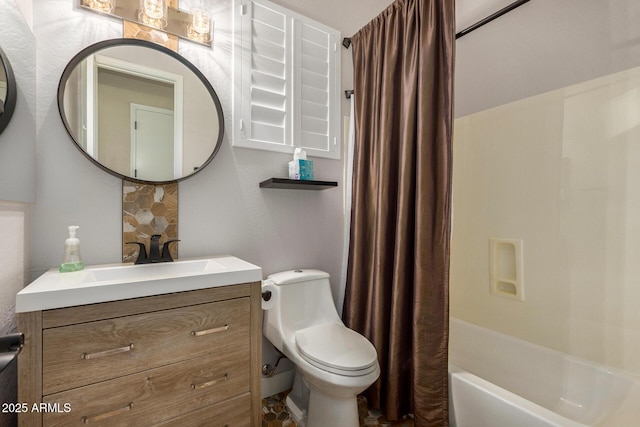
[154,392,251,427]
[42,346,250,427]
[42,297,250,395]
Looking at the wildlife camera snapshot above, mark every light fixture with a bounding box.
[188,8,212,43]
[79,0,213,47]
[139,0,168,29]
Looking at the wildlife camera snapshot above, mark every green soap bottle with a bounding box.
[60,225,84,272]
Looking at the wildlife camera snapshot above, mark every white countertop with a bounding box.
[16,255,262,313]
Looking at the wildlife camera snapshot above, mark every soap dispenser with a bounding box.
[60,225,84,272]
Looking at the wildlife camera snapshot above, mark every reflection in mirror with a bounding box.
[58,39,224,183]
[0,63,6,105]
[0,46,16,135]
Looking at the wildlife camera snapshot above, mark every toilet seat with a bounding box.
[294,323,378,377]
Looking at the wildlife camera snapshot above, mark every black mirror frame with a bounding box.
[0,46,17,135]
[57,38,225,184]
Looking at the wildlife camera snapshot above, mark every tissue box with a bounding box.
[288,159,314,180]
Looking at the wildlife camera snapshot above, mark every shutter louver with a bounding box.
[248,2,288,145]
[295,21,334,153]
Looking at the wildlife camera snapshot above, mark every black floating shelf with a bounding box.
[259,178,338,190]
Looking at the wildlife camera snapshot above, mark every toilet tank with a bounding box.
[265,269,341,344]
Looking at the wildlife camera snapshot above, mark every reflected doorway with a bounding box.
[130,104,175,181]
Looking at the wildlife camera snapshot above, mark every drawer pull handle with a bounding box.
[191,373,228,390]
[81,343,134,360]
[81,402,133,423]
[191,324,228,337]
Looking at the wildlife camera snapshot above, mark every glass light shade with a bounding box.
[143,0,166,19]
[88,0,114,13]
[191,9,210,35]
[139,0,168,28]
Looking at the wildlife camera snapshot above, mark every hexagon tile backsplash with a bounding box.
[122,180,178,263]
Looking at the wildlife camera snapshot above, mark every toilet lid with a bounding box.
[295,323,378,375]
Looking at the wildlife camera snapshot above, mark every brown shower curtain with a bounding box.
[342,0,455,425]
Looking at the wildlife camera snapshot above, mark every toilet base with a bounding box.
[307,387,359,427]
[285,394,306,427]
[286,369,359,427]
[288,388,359,427]
[285,370,310,426]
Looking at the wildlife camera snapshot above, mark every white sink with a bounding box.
[16,256,262,313]
[82,258,226,284]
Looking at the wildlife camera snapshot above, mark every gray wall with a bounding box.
[0,2,34,426]
[0,1,36,203]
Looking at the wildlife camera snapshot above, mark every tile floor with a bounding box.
[262,391,414,427]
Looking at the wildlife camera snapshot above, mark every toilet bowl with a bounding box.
[262,269,380,427]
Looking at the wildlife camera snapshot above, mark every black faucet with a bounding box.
[126,234,180,264]
[148,234,162,261]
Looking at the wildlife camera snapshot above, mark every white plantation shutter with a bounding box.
[294,20,339,158]
[234,0,341,159]
[243,0,290,147]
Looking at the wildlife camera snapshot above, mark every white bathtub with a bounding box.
[448,318,640,427]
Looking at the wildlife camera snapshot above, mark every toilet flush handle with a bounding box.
[262,291,272,301]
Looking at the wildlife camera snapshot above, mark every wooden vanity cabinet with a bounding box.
[17,282,262,427]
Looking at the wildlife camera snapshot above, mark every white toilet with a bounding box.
[262,269,380,427]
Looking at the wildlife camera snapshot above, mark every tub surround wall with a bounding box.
[453,0,640,377]
[452,65,640,376]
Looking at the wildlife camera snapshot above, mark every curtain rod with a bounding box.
[343,0,531,97]
[456,0,530,39]
[342,0,531,47]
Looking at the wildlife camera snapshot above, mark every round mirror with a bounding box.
[0,46,17,135]
[58,39,224,183]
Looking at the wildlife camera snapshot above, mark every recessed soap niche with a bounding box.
[489,238,524,301]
